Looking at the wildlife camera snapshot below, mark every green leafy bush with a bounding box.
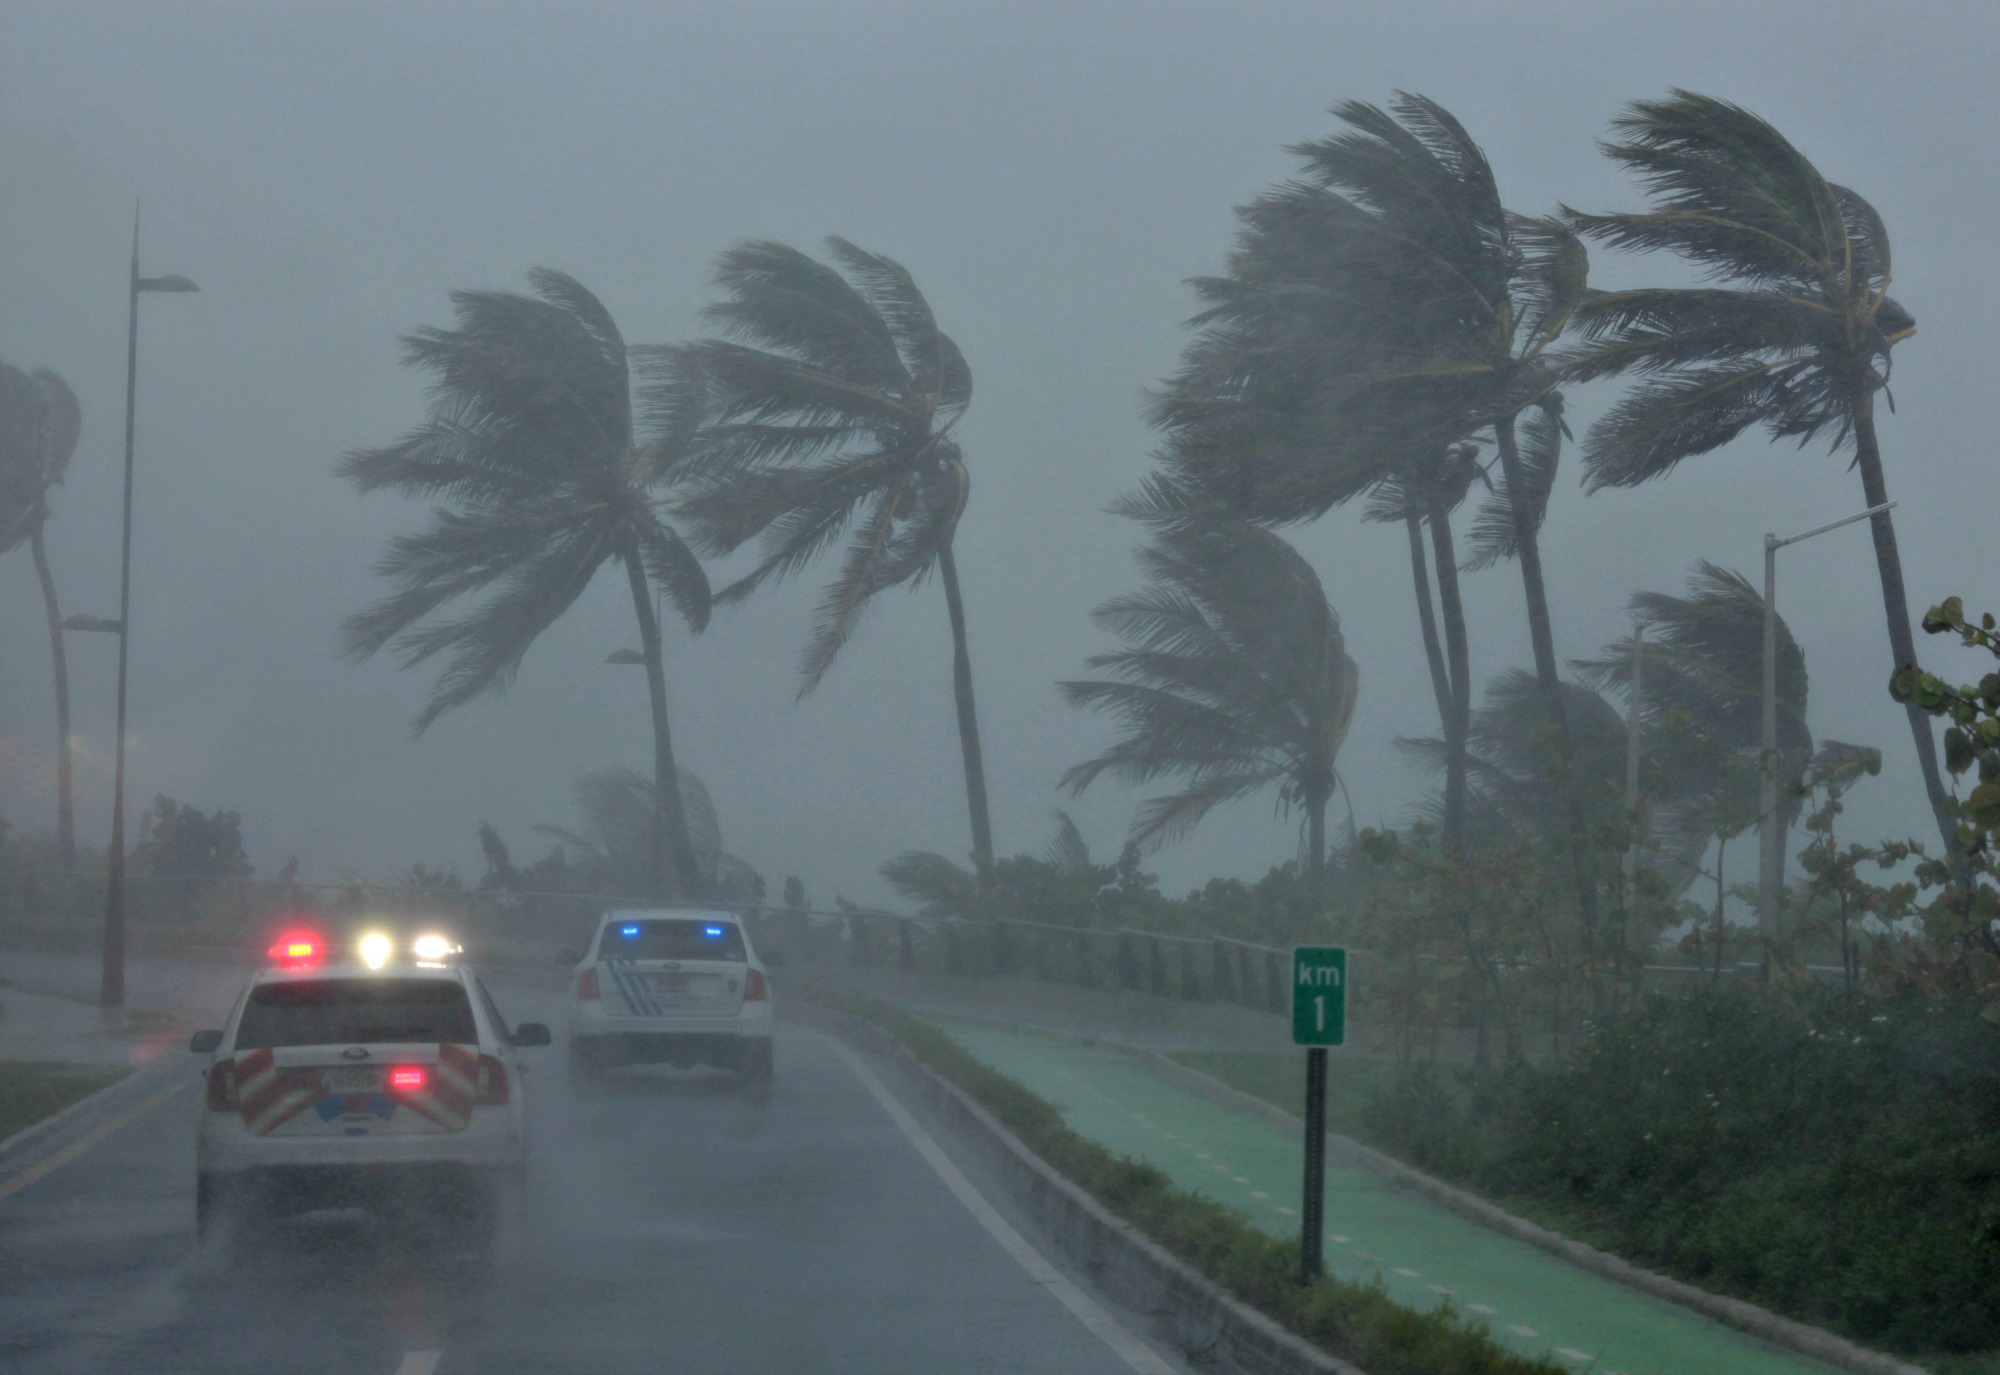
[1360,989,2000,1357]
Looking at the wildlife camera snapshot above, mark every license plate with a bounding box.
[323,1068,379,1094]
[651,974,689,993]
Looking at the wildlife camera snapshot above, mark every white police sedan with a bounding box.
[567,910,774,1083]
[189,929,550,1242]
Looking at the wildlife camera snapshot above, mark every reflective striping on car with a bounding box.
[233,1043,479,1135]
[602,959,664,1017]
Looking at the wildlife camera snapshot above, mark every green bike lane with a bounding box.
[933,1017,1844,1375]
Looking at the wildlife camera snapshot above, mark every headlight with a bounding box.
[357,931,394,970]
[412,933,460,963]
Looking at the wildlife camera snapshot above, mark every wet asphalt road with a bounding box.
[0,968,1163,1375]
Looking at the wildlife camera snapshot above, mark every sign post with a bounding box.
[1291,946,1346,1283]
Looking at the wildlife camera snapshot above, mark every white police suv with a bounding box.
[189,928,550,1241]
[568,909,774,1083]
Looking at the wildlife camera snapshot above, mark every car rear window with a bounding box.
[235,978,478,1048]
[598,918,746,962]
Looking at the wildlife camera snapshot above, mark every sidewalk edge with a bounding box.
[794,1002,1363,1375]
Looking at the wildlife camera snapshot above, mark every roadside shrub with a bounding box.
[1360,987,2000,1357]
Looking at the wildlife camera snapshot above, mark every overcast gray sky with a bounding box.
[3,1,1995,910]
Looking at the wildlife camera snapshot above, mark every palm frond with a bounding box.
[1044,810,1093,874]
[689,237,973,689]
[1464,397,1561,569]
[880,850,978,918]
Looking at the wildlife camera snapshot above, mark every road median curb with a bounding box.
[794,1000,1363,1375]
[1145,1051,1934,1375]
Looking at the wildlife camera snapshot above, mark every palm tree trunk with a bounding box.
[1424,493,1472,852]
[937,542,996,887]
[1405,508,1454,732]
[1852,394,1954,855]
[30,527,76,867]
[621,547,704,900]
[1307,795,1327,875]
[1494,416,1605,1004]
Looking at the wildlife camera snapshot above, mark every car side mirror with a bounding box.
[189,1029,224,1054]
[554,947,582,966]
[511,1022,553,1048]
[763,950,786,968]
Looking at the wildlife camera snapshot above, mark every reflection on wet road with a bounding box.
[0,976,1161,1375]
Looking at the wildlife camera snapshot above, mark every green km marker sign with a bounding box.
[1292,946,1347,1046]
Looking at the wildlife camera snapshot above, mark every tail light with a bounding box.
[744,968,768,1001]
[205,1060,239,1112]
[576,967,600,1000]
[475,1054,510,1106]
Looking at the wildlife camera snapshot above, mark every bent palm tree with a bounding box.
[1060,522,1358,872]
[1141,95,1597,921]
[678,238,994,884]
[341,270,711,899]
[1565,90,1944,851]
[0,363,83,864]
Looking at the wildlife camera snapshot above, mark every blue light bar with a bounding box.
[621,924,641,938]
[704,925,725,938]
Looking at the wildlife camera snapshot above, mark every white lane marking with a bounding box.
[395,1354,442,1375]
[1393,1267,1420,1278]
[1509,1324,1539,1338]
[1330,1234,1350,1243]
[1557,1349,1594,1362]
[0,1083,183,1203]
[1429,1285,1455,1296]
[1273,1206,1294,1216]
[1469,1303,1498,1316]
[1249,1190,1269,1200]
[821,1035,1179,1375]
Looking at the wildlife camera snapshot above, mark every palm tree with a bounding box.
[1059,521,1358,872]
[0,363,83,865]
[677,237,994,884]
[340,270,711,899]
[1564,90,1945,853]
[1140,95,1597,925]
[1573,562,1812,962]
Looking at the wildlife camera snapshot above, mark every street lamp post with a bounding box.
[101,205,197,1008]
[1756,501,1896,947]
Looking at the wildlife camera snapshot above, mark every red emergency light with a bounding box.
[388,1066,428,1091]
[266,930,325,970]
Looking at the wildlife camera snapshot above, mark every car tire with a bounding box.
[741,1039,774,1088]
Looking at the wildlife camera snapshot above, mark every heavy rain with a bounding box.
[2,4,1997,1374]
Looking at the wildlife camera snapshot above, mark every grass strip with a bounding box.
[796,983,1564,1375]
[0,1062,130,1142]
